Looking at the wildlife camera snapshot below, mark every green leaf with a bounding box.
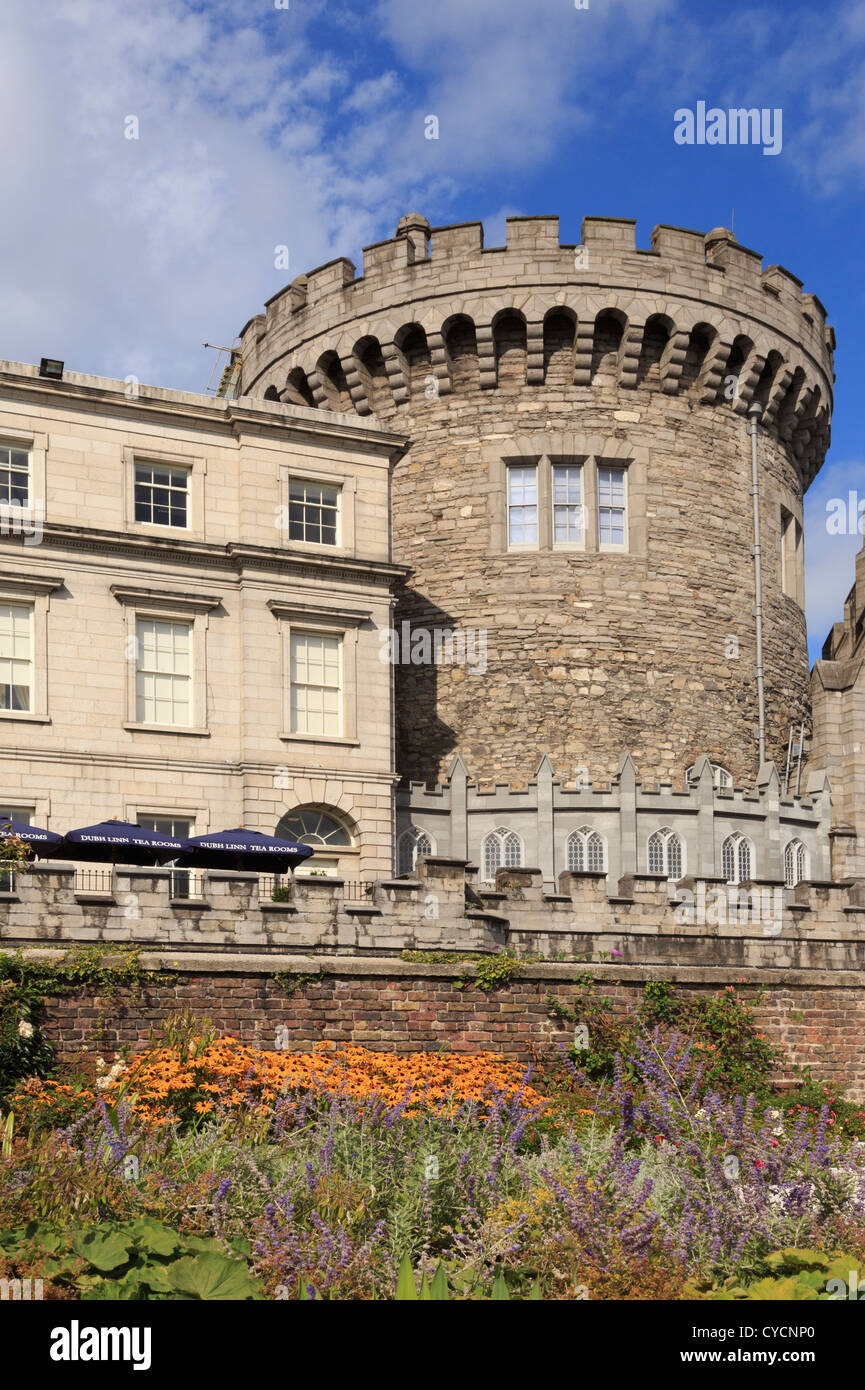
[528,1280,542,1300]
[395,1254,417,1301]
[127,1218,179,1258]
[165,1253,264,1301]
[419,1271,432,1301]
[430,1265,449,1301]
[71,1229,135,1273]
[491,1271,511,1300]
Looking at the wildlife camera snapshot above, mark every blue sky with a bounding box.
[1,0,863,659]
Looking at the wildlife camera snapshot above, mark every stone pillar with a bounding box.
[535,754,555,886]
[448,755,468,859]
[757,762,780,879]
[616,753,638,878]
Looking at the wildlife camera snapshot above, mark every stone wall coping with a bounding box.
[16,947,865,990]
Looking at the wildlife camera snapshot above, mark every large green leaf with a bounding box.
[71,1229,135,1273]
[165,1253,264,1301]
[491,1272,511,1301]
[430,1265,449,1301]
[127,1218,179,1258]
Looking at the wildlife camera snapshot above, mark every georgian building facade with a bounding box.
[0,359,408,880]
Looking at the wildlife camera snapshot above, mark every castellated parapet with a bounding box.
[239,214,835,790]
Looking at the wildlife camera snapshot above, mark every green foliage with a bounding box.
[273,970,318,996]
[270,885,293,902]
[0,947,158,1100]
[148,1009,218,1059]
[393,1255,539,1300]
[686,1248,863,1301]
[546,978,778,1096]
[0,1217,265,1300]
[400,948,524,992]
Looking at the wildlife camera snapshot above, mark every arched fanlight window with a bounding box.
[721,832,753,885]
[397,826,434,876]
[566,826,606,872]
[647,827,684,879]
[784,838,808,888]
[481,827,523,883]
[685,762,733,790]
[276,807,353,848]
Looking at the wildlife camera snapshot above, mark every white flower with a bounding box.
[17,1019,34,1040]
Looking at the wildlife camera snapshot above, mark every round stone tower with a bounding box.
[238,214,834,789]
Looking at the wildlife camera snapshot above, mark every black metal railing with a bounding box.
[0,870,15,893]
[168,869,205,900]
[73,869,115,895]
[258,875,377,903]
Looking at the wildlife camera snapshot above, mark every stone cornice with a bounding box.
[110,583,223,614]
[0,524,412,588]
[267,597,372,626]
[0,570,65,597]
[0,364,409,461]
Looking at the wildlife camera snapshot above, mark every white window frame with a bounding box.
[481,826,524,884]
[0,600,33,716]
[289,629,343,739]
[280,467,355,555]
[135,617,194,728]
[133,461,191,531]
[0,426,46,525]
[597,463,628,552]
[124,448,206,541]
[647,826,685,879]
[551,462,586,550]
[0,572,62,725]
[269,600,367,746]
[721,832,753,885]
[566,826,606,873]
[111,585,219,736]
[507,464,539,550]
[784,838,808,888]
[686,762,733,790]
[287,478,341,547]
[397,826,435,876]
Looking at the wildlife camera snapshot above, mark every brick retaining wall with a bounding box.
[25,950,865,1101]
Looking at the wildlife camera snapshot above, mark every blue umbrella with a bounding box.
[52,819,186,865]
[0,819,63,857]
[172,826,314,874]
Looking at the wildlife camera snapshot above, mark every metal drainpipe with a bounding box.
[748,400,766,767]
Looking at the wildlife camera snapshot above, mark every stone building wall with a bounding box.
[811,537,865,878]
[239,214,835,790]
[0,362,408,877]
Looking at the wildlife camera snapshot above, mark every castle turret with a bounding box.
[239,214,834,791]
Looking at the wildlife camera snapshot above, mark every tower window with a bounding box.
[552,465,584,544]
[507,465,538,548]
[598,466,627,549]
